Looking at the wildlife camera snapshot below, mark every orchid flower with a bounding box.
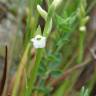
[31,35,46,48]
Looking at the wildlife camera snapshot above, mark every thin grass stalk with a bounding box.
[12,43,31,96]
[87,68,96,95]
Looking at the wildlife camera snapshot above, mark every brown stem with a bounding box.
[0,45,8,96]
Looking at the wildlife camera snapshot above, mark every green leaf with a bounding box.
[35,25,42,35]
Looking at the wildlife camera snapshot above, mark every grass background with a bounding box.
[0,0,96,96]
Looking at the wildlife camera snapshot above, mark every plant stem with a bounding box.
[78,29,86,63]
[24,48,44,96]
[12,43,31,96]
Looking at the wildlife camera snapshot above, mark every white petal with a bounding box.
[31,35,46,48]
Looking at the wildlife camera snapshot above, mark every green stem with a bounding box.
[24,48,44,96]
[12,43,31,96]
[78,30,86,63]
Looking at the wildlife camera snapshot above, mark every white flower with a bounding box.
[79,26,86,32]
[31,35,46,48]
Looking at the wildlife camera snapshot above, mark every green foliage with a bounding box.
[21,0,64,96]
[80,87,89,96]
[10,0,96,96]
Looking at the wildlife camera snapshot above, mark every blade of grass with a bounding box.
[12,43,31,96]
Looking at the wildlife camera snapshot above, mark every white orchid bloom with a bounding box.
[79,26,86,32]
[31,35,46,48]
